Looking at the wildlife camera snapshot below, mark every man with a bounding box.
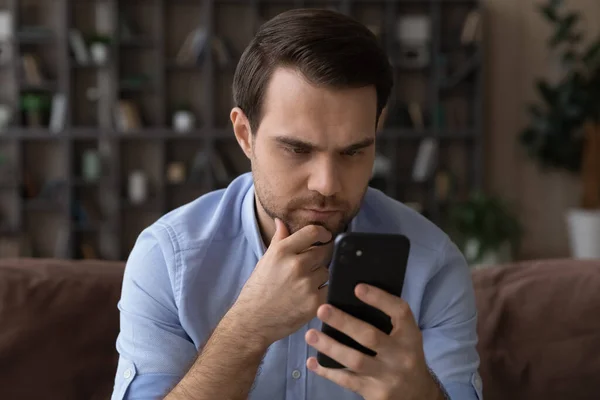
[111,9,482,400]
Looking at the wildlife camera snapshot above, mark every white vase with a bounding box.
[128,171,148,205]
[173,111,195,133]
[90,43,109,65]
[566,208,600,259]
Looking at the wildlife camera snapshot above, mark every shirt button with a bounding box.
[291,369,301,379]
[123,369,132,379]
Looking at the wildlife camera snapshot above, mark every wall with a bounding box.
[484,0,600,259]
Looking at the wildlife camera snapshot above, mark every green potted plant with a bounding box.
[88,34,112,65]
[20,92,51,127]
[519,0,600,258]
[448,193,523,267]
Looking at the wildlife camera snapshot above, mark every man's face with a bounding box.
[242,67,378,237]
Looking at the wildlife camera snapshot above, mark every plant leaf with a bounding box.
[536,80,557,105]
[583,40,600,66]
[539,4,558,22]
[550,13,580,48]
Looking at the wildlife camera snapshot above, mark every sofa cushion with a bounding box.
[0,258,125,400]
[473,259,600,400]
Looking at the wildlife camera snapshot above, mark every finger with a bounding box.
[305,329,381,375]
[317,304,391,352]
[281,224,332,254]
[306,356,365,394]
[300,242,334,270]
[355,284,418,331]
[270,218,290,245]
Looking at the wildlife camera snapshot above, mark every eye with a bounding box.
[343,149,363,157]
[285,146,310,155]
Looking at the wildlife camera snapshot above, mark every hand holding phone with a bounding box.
[317,232,410,369]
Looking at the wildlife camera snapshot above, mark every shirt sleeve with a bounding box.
[111,225,197,400]
[420,237,483,400]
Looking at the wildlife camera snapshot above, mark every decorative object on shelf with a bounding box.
[395,15,431,69]
[114,100,142,132]
[520,0,600,259]
[461,10,482,46]
[412,138,438,182]
[21,53,44,85]
[128,170,148,205]
[0,104,12,132]
[49,93,67,133]
[448,192,522,268]
[82,149,102,183]
[166,162,186,184]
[172,104,196,133]
[89,34,112,65]
[69,29,89,65]
[176,27,208,66]
[20,92,51,128]
[0,11,12,67]
[434,169,457,204]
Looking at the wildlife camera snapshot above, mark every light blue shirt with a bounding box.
[111,172,482,400]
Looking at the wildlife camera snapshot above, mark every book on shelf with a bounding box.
[21,53,43,85]
[176,27,208,65]
[69,29,89,65]
[461,10,482,45]
[49,93,67,133]
[412,137,438,182]
[114,100,142,132]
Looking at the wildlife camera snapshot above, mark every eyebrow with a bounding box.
[274,136,375,153]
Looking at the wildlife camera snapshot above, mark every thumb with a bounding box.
[271,218,289,244]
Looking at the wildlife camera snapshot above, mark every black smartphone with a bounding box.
[317,232,410,369]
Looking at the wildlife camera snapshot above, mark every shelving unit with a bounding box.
[0,0,484,260]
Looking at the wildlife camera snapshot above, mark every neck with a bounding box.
[254,193,276,248]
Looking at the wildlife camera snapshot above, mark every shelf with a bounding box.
[71,223,100,233]
[120,198,162,212]
[23,198,66,212]
[0,128,64,140]
[72,177,101,187]
[119,38,155,48]
[16,30,54,45]
[20,81,58,92]
[166,62,203,72]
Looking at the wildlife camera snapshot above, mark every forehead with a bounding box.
[257,67,378,145]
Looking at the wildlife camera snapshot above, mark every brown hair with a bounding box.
[232,8,393,134]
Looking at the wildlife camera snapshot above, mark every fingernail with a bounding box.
[306,331,318,344]
[320,305,332,319]
[307,357,319,371]
[356,284,368,296]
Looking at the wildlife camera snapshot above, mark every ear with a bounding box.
[231,107,253,159]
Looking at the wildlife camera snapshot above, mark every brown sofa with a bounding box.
[0,258,599,400]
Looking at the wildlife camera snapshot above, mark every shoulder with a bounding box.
[150,172,253,249]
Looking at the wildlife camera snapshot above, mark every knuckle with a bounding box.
[306,225,320,237]
[348,353,367,372]
[362,328,380,349]
[403,354,418,370]
[395,302,410,320]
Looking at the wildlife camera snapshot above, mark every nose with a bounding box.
[307,156,342,198]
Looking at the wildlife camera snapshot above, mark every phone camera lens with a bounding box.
[356,250,363,257]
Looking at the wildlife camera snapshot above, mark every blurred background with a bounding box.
[0,0,599,266]
[3,2,600,400]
